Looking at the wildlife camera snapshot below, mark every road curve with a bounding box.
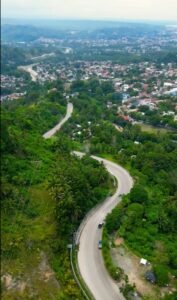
[18,64,38,82]
[74,151,133,300]
[43,102,73,139]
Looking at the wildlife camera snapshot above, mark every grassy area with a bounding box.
[1,185,60,300]
[100,153,116,162]
[139,123,169,134]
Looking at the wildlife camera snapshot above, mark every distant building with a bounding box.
[165,87,177,96]
[122,93,130,101]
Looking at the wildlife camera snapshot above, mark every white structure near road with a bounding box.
[140,258,148,266]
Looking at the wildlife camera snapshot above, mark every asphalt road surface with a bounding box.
[43,102,73,139]
[75,152,133,300]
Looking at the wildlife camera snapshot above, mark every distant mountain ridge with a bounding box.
[2,22,163,42]
[1,24,65,42]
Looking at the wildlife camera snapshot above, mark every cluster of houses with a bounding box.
[34,24,177,58]
[70,121,92,140]
[1,75,26,90]
[31,64,57,83]
[1,75,27,102]
[107,96,177,125]
[25,60,177,91]
[113,62,177,97]
[1,24,177,104]
[1,92,26,102]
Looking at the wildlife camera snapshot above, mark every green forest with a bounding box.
[1,74,177,299]
[1,81,113,299]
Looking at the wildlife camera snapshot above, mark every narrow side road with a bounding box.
[43,102,73,139]
[74,151,133,300]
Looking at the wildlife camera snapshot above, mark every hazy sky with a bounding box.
[2,0,177,21]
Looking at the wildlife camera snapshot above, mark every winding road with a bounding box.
[74,152,133,300]
[43,102,73,139]
[42,103,133,299]
[18,53,55,81]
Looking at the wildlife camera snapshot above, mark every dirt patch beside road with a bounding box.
[111,244,160,298]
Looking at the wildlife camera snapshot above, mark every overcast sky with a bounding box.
[2,0,177,21]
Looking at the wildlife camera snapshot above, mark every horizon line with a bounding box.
[2,16,177,23]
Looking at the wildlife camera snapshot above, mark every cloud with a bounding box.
[2,0,177,20]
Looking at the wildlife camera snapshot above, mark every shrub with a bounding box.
[154,265,169,286]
